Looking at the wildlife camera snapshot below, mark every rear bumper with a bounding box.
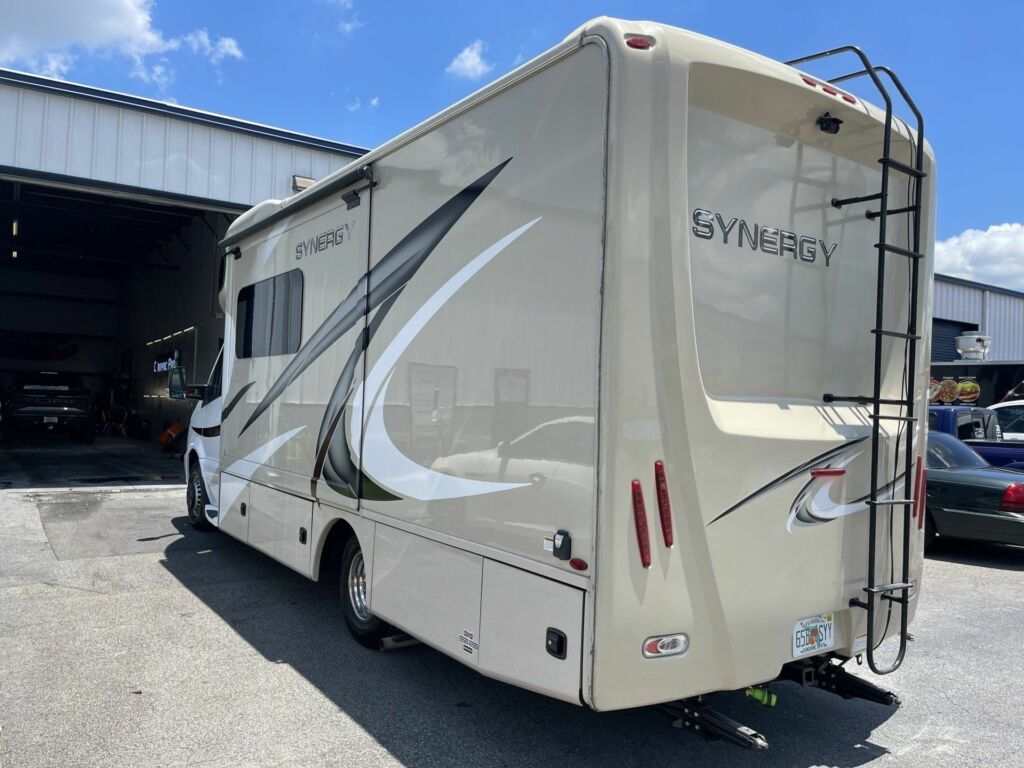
[936,508,1024,547]
[5,411,92,432]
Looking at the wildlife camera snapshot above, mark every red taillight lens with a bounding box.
[1001,482,1024,512]
[654,460,674,547]
[631,480,652,568]
[913,456,926,530]
[810,467,845,478]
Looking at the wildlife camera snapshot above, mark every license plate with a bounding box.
[793,613,835,658]
[43,416,58,424]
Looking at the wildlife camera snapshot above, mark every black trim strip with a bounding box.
[221,381,255,422]
[707,437,869,526]
[191,425,221,438]
[0,164,248,213]
[0,68,369,156]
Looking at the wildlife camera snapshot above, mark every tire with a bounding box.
[923,510,937,553]
[186,460,214,531]
[340,536,390,648]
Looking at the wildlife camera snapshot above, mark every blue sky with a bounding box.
[2,1,1023,287]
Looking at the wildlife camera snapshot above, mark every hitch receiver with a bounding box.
[780,659,900,706]
[659,698,769,751]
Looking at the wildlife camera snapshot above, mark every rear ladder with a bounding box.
[785,47,926,675]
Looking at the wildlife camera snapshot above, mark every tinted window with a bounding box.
[236,270,303,358]
[996,406,1024,434]
[510,420,593,465]
[15,372,84,391]
[927,432,988,470]
[205,349,223,403]
[956,412,977,440]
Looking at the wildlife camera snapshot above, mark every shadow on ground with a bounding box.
[160,518,898,768]
[926,538,1024,572]
[0,435,184,490]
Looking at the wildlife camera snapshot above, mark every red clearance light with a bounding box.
[569,558,589,571]
[842,94,857,104]
[911,456,924,522]
[1001,482,1024,512]
[654,460,674,547]
[625,35,654,50]
[822,85,838,96]
[810,467,845,478]
[801,76,817,87]
[631,480,652,568]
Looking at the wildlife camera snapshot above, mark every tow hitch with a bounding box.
[779,658,900,706]
[659,698,769,751]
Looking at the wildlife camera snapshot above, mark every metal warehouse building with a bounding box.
[932,273,1024,362]
[0,68,364,439]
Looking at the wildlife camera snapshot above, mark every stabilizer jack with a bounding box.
[659,698,769,751]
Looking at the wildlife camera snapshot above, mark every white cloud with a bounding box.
[346,95,379,114]
[182,29,243,65]
[446,40,493,80]
[338,17,363,35]
[0,0,242,89]
[935,223,1024,291]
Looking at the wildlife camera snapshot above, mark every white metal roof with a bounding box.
[0,68,367,211]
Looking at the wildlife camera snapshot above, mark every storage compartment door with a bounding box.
[478,560,584,704]
[218,471,250,542]
[248,483,314,577]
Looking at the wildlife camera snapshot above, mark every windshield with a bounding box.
[927,432,989,470]
[14,372,84,391]
[995,405,1024,435]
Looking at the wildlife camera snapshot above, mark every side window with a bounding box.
[927,411,937,429]
[956,413,974,440]
[236,269,303,358]
[510,421,593,465]
[997,406,1024,433]
[204,350,223,403]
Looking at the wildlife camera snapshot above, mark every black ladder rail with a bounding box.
[786,48,926,676]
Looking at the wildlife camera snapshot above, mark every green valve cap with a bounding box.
[746,686,778,708]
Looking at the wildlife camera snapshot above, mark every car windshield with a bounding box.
[927,432,989,470]
[14,372,84,391]
[995,405,1024,434]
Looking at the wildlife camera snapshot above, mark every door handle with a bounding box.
[240,502,247,517]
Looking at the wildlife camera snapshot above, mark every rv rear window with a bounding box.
[235,270,303,359]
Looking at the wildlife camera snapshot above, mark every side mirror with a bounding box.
[168,368,187,400]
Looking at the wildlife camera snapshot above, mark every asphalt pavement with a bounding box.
[0,473,1022,767]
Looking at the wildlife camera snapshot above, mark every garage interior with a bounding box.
[0,176,233,483]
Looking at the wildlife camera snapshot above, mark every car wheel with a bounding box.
[923,510,937,553]
[340,536,390,648]
[186,460,214,531]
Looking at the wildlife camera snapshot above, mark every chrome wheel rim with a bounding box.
[188,470,202,522]
[348,551,371,622]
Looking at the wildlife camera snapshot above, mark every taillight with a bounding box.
[913,456,926,530]
[810,467,845,478]
[1001,483,1024,512]
[654,461,674,547]
[625,34,654,50]
[631,480,652,569]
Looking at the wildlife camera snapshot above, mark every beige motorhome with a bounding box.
[182,17,935,747]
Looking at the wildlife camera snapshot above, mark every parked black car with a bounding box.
[1,372,95,443]
[925,431,1024,551]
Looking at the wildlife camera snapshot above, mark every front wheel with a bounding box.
[340,536,391,648]
[186,460,214,531]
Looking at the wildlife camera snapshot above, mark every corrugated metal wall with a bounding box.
[933,275,1024,361]
[0,82,356,207]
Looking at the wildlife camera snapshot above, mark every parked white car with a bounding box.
[989,400,1024,441]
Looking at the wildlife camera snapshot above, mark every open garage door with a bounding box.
[0,178,234,487]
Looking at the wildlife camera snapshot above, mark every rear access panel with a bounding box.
[478,560,584,704]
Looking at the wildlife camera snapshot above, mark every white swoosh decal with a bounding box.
[218,426,305,519]
[350,218,541,500]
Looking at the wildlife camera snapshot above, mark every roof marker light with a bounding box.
[625,35,654,50]
[810,467,846,478]
[631,480,652,569]
[822,85,838,96]
[801,76,817,87]
[654,460,674,547]
[842,94,857,104]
